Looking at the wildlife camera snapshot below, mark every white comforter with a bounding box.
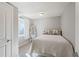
[31,35,73,57]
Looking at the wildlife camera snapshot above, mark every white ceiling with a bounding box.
[11,2,70,19]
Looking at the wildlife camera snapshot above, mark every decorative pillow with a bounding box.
[54,29,59,35]
[43,29,62,35]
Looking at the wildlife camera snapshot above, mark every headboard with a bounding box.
[43,28,62,35]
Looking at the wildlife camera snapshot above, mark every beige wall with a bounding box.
[61,3,75,46]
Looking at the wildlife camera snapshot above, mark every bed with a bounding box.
[30,29,74,57]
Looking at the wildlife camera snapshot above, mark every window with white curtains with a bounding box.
[18,16,30,39]
[18,16,25,36]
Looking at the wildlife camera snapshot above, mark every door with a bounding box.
[0,2,18,57]
[0,3,12,57]
[0,3,7,57]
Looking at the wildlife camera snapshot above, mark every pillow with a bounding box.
[43,29,62,35]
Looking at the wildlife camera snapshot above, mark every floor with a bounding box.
[19,42,54,57]
[19,42,32,57]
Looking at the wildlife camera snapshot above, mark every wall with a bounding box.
[12,5,19,57]
[34,16,61,36]
[75,2,79,55]
[61,3,75,46]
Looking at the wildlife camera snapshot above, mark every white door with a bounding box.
[0,2,18,57]
[0,3,12,57]
[0,3,7,57]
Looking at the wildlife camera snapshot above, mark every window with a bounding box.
[18,16,25,36]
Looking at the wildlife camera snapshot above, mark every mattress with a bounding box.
[31,35,73,57]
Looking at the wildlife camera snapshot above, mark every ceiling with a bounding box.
[11,2,70,19]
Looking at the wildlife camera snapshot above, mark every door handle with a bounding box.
[7,40,11,42]
[7,40,10,42]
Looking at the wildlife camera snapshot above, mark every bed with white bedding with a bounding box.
[31,35,73,57]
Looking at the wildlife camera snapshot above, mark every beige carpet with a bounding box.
[19,42,32,57]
